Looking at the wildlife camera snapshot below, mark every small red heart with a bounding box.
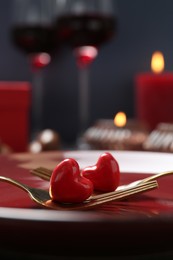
[49,158,93,203]
[81,152,120,192]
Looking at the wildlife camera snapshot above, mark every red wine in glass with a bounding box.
[56,13,116,46]
[11,24,56,68]
[56,13,117,66]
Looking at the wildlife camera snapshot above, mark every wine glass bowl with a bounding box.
[56,13,116,47]
[11,0,57,68]
[11,25,56,56]
[55,0,117,66]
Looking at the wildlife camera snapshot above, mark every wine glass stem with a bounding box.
[78,66,90,135]
[31,69,44,137]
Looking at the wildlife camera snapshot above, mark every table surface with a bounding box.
[0,150,173,258]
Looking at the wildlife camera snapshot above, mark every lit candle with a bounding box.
[113,112,132,141]
[134,51,173,130]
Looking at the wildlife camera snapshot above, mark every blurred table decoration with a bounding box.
[28,129,61,153]
[135,51,173,130]
[83,112,149,150]
[143,122,173,153]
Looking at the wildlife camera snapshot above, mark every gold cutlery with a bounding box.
[0,176,157,210]
[31,167,54,181]
[31,166,173,188]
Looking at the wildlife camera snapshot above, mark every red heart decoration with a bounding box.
[49,158,93,203]
[81,152,120,192]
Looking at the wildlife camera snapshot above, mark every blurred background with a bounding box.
[1,0,173,146]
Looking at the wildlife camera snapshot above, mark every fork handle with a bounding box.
[0,176,29,193]
[139,170,173,183]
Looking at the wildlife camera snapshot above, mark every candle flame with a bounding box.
[151,51,164,74]
[114,112,127,127]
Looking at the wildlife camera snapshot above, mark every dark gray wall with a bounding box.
[1,0,173,143]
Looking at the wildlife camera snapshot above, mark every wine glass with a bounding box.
[10,0,56,138]
[54,0,117,147]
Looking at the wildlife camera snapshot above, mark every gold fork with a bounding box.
[0,176,157,210]
[31,166,173,188]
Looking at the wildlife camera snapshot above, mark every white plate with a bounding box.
[1,150,173,220]
[64,150,173,173]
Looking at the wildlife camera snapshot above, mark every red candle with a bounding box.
[134,51,173,130]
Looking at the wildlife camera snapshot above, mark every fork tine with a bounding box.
[85,181,158,210]
[47,180,158,210]
[31,167,52,181]
[89,180,158,201]
[30,166,158,204]
[36,167,52,175]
